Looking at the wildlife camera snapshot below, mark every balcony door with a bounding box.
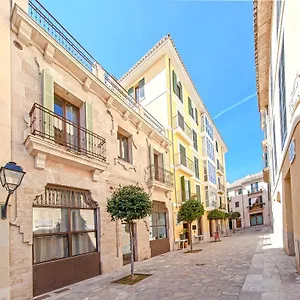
[54,96,79,150]
[178,111,184,130]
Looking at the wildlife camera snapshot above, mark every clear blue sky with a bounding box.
[40,0,263,182]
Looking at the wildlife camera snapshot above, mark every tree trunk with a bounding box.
[189,222,193,252]
[232,219,236,233]
[129,222,134,278]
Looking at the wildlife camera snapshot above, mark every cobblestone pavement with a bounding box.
[37,226,300,300]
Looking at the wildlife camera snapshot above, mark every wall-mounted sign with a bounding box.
[289,138,296,164]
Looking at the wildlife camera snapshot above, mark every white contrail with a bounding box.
[213,93,257,120]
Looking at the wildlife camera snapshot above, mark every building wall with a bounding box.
[1,2,174,298]
[228,174,270,228]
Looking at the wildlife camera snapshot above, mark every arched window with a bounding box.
[32,185,98,264]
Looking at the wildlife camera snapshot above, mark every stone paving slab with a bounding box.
[34,226,300,300]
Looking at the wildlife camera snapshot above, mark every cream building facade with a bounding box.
[120,35,228,243]
[254,0,300,272]
[0,0,175,298]
[227,172,270,229]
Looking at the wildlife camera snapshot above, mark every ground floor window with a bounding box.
[149,212,167,240]
[33,185,98,264]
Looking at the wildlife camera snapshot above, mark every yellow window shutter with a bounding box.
[85,101,93,152]
[42,69,54,137]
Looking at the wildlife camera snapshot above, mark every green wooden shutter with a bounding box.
[178,82,183,102]
[195,107,198,125]
[42,70,54,137]
[196,185,201,202]
[180,176,185,202]
[85,102,93,152]
[187,180,191,200]
[172,70,177,94]
[188,97,192,116]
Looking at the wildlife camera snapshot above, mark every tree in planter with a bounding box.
[107,185,152,278]
[230,211,241,233]
[177,199,204,252]
[207,209,225,240]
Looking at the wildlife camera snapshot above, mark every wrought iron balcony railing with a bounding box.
[28,0,165,136]
[219,203,227,210]
[146,164,173,187]
[218,183,225,192]
[29,103,106,162]
[249,203,265,211]
[205,200,217,208]
[173,115,192,139]
[217,161,224,174]
[174,153,194,171]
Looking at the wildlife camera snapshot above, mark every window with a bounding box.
[33,186,98,264]
[194,157,199,179]
[238,188,242,195]
[216,141,219,153]
[208,161,216,184]
[192,130,198,151]
[235,201,240,208]
[128,78,145,102]
[172,70,183,102]
[278,38,287,148]
[203,160,208,181]
[219,196,222,208]
[276,0,282,37]
[118,133,130,162]
[149,213,167,241]
[273,121,278,173]
[195,184,201,202]
[205,138,215,161]
[53,95,79,148]
[180,176,191,202]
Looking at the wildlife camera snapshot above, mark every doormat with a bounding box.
[112,273,152,285]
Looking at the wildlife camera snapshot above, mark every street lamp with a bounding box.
[0,162,26,219]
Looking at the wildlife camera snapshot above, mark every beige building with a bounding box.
[254,0,300,272]
[227,172,270,229]
[0,0,174,298]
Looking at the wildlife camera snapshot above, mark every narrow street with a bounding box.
[35,227,300,300]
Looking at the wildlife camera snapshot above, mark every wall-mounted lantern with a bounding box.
[0,162,26,219]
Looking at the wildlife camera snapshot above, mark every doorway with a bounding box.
[197,217,203,235]
[209,220,213,237]
[250,213,263,226]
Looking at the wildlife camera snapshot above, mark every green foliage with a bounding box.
[107,185,152,222]
[231,211,241,220]
[224,212,231,219]
[207,209,225,220]
[177,199,204,223]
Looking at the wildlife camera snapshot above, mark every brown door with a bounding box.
[236,218,242,228]
[209,220,213,237]
[198,217,203,235]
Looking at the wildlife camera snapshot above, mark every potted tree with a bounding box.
[207,209,225,241]
[230,211,241,233]
[177,199,204,253]
[107,184,152,282]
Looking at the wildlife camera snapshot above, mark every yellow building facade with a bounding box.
[120,35,228,243]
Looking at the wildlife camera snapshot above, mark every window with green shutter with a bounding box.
[192,130,198,151]
[196,184,201,202]
[194,157,199,179]
[180,176,186,202]
[128,86,134,98]
[172,70,178,94]
[195,107,198,125]
[188,97,193,117]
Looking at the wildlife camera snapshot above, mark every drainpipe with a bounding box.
[168,58,178,243]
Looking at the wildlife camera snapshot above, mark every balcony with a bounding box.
[248,188,262,196]
[174,153,194,176]
[173,115,192,144]
[216,161,224,175]
[217,183,225,194]
[24,103,108,179]
[249,202,265,211]
[205,200,218,210]
[16,0,166,141]
[146,164,173,192]
[219,203,227,211]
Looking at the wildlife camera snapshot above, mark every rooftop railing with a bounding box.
[28,0,165,136]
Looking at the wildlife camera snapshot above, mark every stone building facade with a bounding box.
[0,0,173,298]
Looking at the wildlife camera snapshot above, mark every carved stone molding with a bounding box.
[114,157,137,172]
[44,43,55,64]
[18,19,32,46]
[123,110,130,121]
[83,77,92,92]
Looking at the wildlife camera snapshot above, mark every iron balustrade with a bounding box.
[173,115,192,139]
[174,153,194,171]
[218,183,225,192]
[249,203,265,211]
[205,200,217,208]
[28,0,165,136]
[219,203,226,210]
[217,161,224,173]
[29,103,106,162]
[146,164,173,187]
